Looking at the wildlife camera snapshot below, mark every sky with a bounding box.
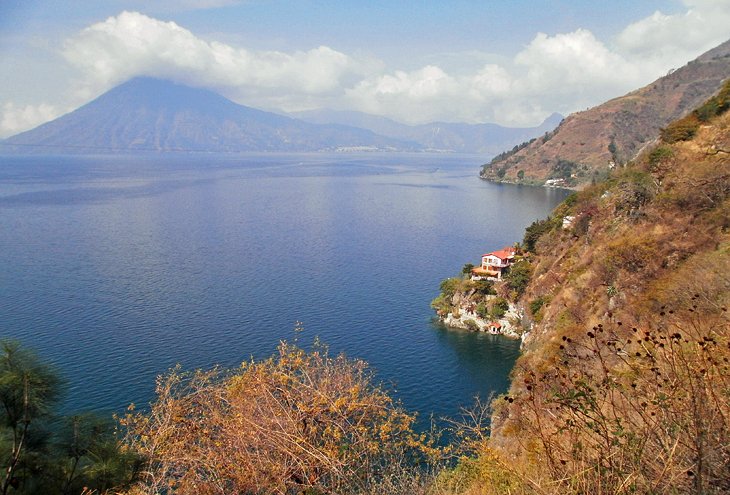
[1,0,729,138]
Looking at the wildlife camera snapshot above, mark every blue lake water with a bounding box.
[0,152,567,424]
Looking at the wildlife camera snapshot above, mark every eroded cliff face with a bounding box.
[486,86,730,493]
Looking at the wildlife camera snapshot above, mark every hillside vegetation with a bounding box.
[482,39,730,188]
[446,79,730,495]
[111,80,728,495]
[3,82,728,495]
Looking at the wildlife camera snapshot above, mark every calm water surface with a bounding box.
[0,153,567,424]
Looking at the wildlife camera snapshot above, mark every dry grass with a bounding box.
[481,95,730,495]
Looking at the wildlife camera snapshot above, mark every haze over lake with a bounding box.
[0,152,568,423]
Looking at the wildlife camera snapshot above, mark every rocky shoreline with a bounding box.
[437,295,524,340]
[432,246,533,341]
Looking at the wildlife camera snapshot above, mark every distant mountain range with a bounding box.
[291,109,563,154]
[2,77,561,155]
[482,38,730,187]
[3,78,422,153]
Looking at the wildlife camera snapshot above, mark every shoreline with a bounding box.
[435,298,524,341]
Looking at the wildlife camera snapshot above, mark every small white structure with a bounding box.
[545,178,567,187]
[487,321,502,334]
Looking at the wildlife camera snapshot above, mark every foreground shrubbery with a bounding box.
[495,306,730,494]
[9,306,726,495]
[122,339,441,495]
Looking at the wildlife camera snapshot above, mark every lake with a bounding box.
[0,152,568,424]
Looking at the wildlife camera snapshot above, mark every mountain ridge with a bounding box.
[2,78,421,153]
[3,77,563,156]
[482,38,730,188]
[291,109,563,154]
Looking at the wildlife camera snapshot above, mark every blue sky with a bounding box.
[1,0,729,137]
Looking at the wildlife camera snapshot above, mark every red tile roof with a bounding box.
[482,247,516,261]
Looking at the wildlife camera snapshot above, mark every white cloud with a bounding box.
[343,0,730,125]
[69,12,644,125]
[357,66,457,100]
[38,2,730,129]
[469,65,512,97]
[515,30,640,93]
[345,29,647,126]
[343,0,730,128]
[617,0,730,67]
[345,66,461,123]
[63,11,375,104]
[0,102,63,138]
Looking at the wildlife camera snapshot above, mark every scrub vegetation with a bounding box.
[3,82,729,495]
[120,338,440,495]
[445,79,730,495]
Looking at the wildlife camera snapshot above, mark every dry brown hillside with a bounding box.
[477,83,730,494]
[482,38,730,188]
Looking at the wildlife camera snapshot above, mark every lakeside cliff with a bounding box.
[438,78,730,494]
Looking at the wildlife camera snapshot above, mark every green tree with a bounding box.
[461,263,475,276]
[55,414,139,495]
[475,302,489,319]
[438,277,463,299]
[490,298,510,319]
[529,296,547,317]
[0,341,62,494]
[0,342,136,494]
[503,261,532,299]
[522,217,557,253]
[472,280,495,296]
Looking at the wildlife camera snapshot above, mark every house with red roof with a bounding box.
[487,321,502,334]
[471,246,516,280]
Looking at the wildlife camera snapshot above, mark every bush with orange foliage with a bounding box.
[121,340,438,495]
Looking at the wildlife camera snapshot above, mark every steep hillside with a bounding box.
[3,78,419,153]
[458,81,730,494]
[481,38,730,188]
[293,109,563,154]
